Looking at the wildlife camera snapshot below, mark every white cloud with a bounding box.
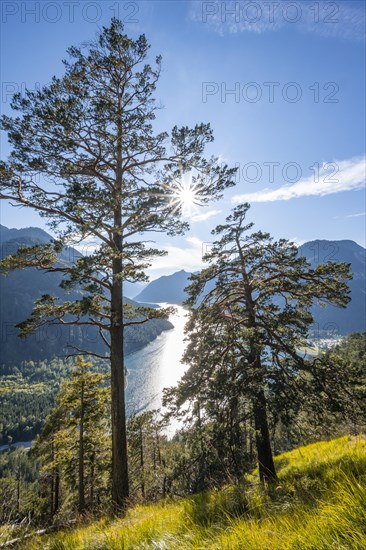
[333,211,366,219]
[232,156,366,204]
[346,212,366,218]
[191,209,221,222]
[73,236,101,255]
[147,237,205,277]
[190,1,365,42]
[73,234,206,278]
[289,237,306,247]
[186,236,203,246]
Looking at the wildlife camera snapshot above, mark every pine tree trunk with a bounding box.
[110,94,129,511]
[252,387,277,482]
[249,416,254,465]
[78,380,85,513]
[50,440,59,515]
[110,284,129,510]
[16,472,20,517]
[90,452,95,507]
[139,425,145,499]
[51,439,55,516]
[54,468,59,514]
[238,247,277,482]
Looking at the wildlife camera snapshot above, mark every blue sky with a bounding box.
[1,0,365,277]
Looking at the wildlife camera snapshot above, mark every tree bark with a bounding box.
[238,245,277,483]
[16,471,20,517]
[110,261,129,510]
[90,452,95,507]
[51,440,55,516]
[78,380,85,513]
[252,387,277,482]
[54,467,60,515]
[139,424,145,499]
[110,93,129,511]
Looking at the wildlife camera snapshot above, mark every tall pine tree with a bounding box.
[0,20,236,510]
[174,203,351,481]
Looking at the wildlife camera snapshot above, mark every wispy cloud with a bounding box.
[345,211,366,218]
[232,156,366,203]
[147,237,205,277]
[289,237,306,246]
[333,211,366,219]
[190,1,365,42]
[191,209,221,222]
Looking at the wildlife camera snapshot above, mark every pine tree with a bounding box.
[31,407,63,518]
[127,410,167,501]
[0,19,236,510]
[33,357,110,514]
[172,203,352,482]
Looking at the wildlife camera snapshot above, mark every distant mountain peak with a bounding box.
[0,224,53,244]
[300,239,364,250]
[135,269,192,304]
[135,239,365,335]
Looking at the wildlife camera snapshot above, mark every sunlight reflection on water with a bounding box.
[125,304,188,433]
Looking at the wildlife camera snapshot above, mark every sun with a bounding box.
[167,170,208,219]
[178,185,196,208]
[152,170,207,218]
[172,178,201,216]
[151,170,206,218]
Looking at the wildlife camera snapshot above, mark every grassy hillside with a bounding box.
[5,435,365,549]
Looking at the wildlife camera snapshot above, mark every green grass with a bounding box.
[13,435,366,549]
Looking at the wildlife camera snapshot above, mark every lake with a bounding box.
[126,304,188,415]
[1,304,188,452]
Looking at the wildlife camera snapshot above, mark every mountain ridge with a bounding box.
[135,269,192,304]
[0,225,173,364]
[135,239,366,336]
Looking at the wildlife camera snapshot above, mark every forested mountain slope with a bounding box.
[298,239,366,334]
[0,225,173,364]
